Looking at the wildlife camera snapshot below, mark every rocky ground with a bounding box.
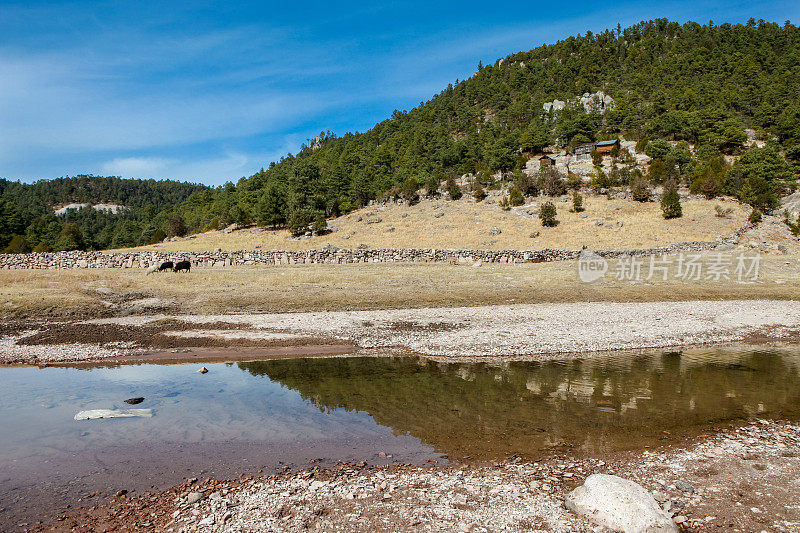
[2,299,800,364]
[35,420,800,532]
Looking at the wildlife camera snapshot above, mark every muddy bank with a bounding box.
[31,420,800,532]
[0,319,353,365]
[3,299,800,365]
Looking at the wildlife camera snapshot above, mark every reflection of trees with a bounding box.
[237,350,800,460]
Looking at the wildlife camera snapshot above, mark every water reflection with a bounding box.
[238,348,800,458]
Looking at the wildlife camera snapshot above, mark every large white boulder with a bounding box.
[565,474,679,533]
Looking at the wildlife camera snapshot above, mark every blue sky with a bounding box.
[2,1,798,186]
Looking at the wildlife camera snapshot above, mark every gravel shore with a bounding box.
[46,420,799,532]
[3,299,800,364]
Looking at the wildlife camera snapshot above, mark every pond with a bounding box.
[1,346,799,527]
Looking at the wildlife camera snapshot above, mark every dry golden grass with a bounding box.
[2,252,797,319]
[120,195,747,253]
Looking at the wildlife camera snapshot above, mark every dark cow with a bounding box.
[157,261,174,272]
[173,260,191,273]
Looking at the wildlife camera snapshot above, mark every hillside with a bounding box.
[1,19,799,253]
[133,193,750,253]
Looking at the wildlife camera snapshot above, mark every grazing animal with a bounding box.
[157,261,174,272]
[173,260,191,273]
[145,264,159,275]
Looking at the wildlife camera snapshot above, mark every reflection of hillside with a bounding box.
[238,350,800,459]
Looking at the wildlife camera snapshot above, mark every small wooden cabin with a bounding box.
[539,155,556,167]
[574,143,596,156]
[595,139,621,154]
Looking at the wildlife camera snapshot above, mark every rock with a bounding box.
[197,367,208,374]
[385,227,395,232]
[309,480,327,491]
[565,474,679,532]
[322,244,340,252]
[489,227,502,236]
[434,212,445,218]
[401,213,408,218]
[529,231,540,238]
[365,218,382,224]
[124,397,145,405]
[74,408,153,420]
[674,481,695,493]
[198,516,215,527]
[186,492,204,505]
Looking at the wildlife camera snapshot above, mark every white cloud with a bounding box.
[100,157,169,176]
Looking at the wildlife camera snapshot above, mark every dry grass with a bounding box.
[120,195,747,253]
[1,252,798,319]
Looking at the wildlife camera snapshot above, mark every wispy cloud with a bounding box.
[2,0,797,184]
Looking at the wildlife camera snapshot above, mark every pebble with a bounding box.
[186,492,204,505]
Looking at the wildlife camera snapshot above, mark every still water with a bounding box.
[1,347,799,526]
[2,347,800,464]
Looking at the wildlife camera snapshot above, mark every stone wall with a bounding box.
[0,238,741,270]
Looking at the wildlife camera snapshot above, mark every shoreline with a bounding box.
[30,420,800,532]
[2,299,800,365]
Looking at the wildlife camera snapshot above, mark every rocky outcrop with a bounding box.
[565,474,679,532]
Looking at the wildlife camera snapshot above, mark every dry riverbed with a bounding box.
[35,420,800,532]
[2,299,800,365]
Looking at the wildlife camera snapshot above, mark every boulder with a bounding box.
[565,474,679,533]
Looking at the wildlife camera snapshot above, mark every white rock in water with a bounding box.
[74,408,153,420]
[565,474,679,533]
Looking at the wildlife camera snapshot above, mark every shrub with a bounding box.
[54,223,84,251]
[3,235,31,254]
[784,212,800,235]
[516,171,540,196]
[287,209,314,236]
[150,228,167,244]
[204,217,220,232]
[590,149,603,167]
[661,186,682,219]
[749,208,762,224]
[168,216,188,237]
[312,214,328,234]
[539,201,558,227]
[538,167,566,197]
[509,187,525,206]
[473,182,487,202]
[425,175,440,198]
[32,241,51,253]
[566,173,582,190]
[714,205,733,218]
[572,192,584,212]
[445,176,462,200]
[402,177,420,204]
[630,177,651,202]
[499,195,510,210]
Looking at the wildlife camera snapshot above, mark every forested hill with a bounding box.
[0,176,207,252]
[2,19,800,252]
[0,176,205,213]
[173,18,799,235]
